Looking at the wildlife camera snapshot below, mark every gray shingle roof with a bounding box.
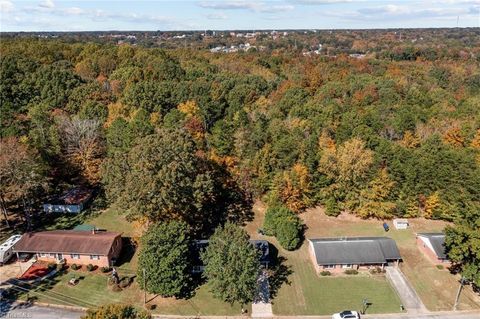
[309,237,401,265]
[418,233,447,259]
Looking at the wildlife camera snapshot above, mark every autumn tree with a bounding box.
[319,138,374,210]
[271,163,312,213]
[82,304,150,319]
[57,116,105,183]
[0,137,46,228]
[357,168,396,219]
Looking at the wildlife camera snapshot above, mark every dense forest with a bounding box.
[1,30,479,233]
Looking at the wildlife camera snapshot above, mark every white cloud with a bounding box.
[63,7,84,15]
[0,0,14,13]
[292,0,355,4]
[206,12,228,19]
[197,1,294,13]
[39,0,55,9]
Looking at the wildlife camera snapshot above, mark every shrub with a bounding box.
[263,206,303,250]
[436,264,444,270]
[100,266,111,273]
[47,263,56,270]
[276,217,302,250]
[344,269,358,275]
[320,271,331,276]
[111,284,122,292]
[56,264,64,272]
[86,264,94,272]
[324,197,341,217]
[369,268,377,274]
[119,277,133,289]
[71,264,80,271]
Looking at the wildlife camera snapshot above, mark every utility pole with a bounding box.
[453,277,466,311]
[143,268,147,306]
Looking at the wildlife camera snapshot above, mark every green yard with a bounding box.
[247,203,480,314]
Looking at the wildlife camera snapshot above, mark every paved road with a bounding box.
[385,266,427,314]
[0,302,83,319]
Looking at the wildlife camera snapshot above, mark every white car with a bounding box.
[332,310,360,319]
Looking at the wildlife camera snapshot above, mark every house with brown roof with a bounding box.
[13,230,122,267]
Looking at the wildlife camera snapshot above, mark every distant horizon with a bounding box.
[1,1,479,32]
[2,26,480,33]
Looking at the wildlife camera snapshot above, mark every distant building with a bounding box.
[416,233,448,264]
[309,237,402,274]
[14,230,122,267]
[43,187,93,213]
[191,239,271,273]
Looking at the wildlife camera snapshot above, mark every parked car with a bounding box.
[332,310,360,319]
[18,253,33,262]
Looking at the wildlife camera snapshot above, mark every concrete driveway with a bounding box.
[385,266,427,314]
[0,259,34,285]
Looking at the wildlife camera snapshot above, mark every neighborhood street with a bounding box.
[1,301,479,319]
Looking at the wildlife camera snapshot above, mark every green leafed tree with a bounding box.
[263,206,303,250]
[137,221,192,297]
[102,129,215,229]
[201,223,260,308]
[444,206,480,287]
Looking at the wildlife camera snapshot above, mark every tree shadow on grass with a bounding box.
[115,237,136,267]
[266,244,293,300]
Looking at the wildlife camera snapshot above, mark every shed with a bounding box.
[393,219,409,230]
[43,187,93,213]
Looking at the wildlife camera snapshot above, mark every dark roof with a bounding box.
[14,230,121,255]
[309,237,401,265]
[417,233,447,259]
[191,239,271,266]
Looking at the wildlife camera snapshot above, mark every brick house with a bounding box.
[13,230,122,267]
[416,233,449,265]
[308,237,402,274]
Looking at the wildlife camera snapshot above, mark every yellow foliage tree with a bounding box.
[400,131,420,148]
[443,127,465,147]
[357,168,396,219]
[275,163,312,213]
[471,129,480,149]
[424,191,441,219]
[177,100,199,118]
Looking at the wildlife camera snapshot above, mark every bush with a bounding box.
[86,264,95,272]
[71,264,80,271]
[47,263,56,270]
[436,264,444,270]
[263,206,303,250]
[320,271,331,276]
[111,284,122,292]
[119,277,133,289]
[324,197,341,217]
[100,266,111,273]
[344,269,358,275]
[56,264,64,272]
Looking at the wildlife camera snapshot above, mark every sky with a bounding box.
[0,0,479,31]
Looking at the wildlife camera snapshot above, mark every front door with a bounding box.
[57,253,63,261]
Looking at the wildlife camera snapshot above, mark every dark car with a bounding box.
[18,253,33,262]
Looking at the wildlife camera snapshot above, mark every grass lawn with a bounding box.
[247,203,480,313]
[270,244,403,315]
[21,208,247,315]
[26,269,247,315]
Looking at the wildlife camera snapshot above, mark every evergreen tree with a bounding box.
[137,221,192,297]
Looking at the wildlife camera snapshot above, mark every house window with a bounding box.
[49,253,56,258]
[71,254,80,259]
[90,255,100,260]
[323,265,335,269]
[342,264,353,269]
[40,253,47,257]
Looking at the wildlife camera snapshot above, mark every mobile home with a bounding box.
[0,235,22,265]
